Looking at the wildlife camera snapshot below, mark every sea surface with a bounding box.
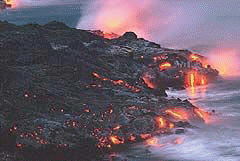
[1,4,240,161]
[106,77,240,161]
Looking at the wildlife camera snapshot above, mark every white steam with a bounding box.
[77,0,240,76]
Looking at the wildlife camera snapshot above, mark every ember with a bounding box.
[142,73,155,89]
[190,54,200,61]
[110,136,124,144]
[165,109,189,120]
[128,134,136,142]
[113,125,121,131]
[4,0,16,8]
[146,137,158,146]
[140,133,151,140]
[160,62,172,71]
[156,116,167,128]
[92,72,140,92]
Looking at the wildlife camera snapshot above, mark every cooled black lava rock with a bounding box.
[121,32,138,40]
[0,21,218,160]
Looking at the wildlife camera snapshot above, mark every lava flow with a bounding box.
[165,108,189,120]
[110,136,124,145]
[4,0,16,8]
[92,72,140,92]
[185,71,207,88]
[159,62,172,71]
[193,108,209,123]
[156,116,174,129]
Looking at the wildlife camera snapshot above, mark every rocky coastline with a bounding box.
[0,21,218,160]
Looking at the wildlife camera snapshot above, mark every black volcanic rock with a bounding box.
[121,32,138,40]
[0,21,218,160]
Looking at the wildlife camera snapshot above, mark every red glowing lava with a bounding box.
[156,116,175,129]
[165,109,189,120]
[140,134,151,140]
[190,54,200,61]
[4,0,17,8]
[145,137,165,147]
[194,108,209,123]
[185,71,207,88]
[113,125,121,131]
[110,136,124,145]
[142,73,155,89]
[159,62,172,71]
[156,116,166,128]
[92,72,140,92]
[128,135,136,142]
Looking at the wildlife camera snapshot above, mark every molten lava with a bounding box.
[110,136,124,145]
[113,125,121,131]
[160,62,172,71]
[4,0,16,8]
[140,134,151,140]
[128,135,136,142]
[92,72,140,92]
[165,109,189,120]
[142,73,155,89]
[190,73,195,87]
[186,71,207,88]
[190,54,200,61]
[194,108,209,123]
[156,116,168,128]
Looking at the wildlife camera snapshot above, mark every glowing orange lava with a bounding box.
[194,108,209,123]
[156,116,167,128]
[190,73,195,87]
[186,71,207,87]
[165,109,189,120]
[160,62,172,71]
[4,0,16,8]
[113,125,121,131]
[128,135,136,142]
[110,136,124,145]
[190,54,200,61]
[146,137,158,146]
[103,32,120,39]
[140,134,151,140]
[142,73,155,89]
[145,137,165,147]
[169,122,175,129]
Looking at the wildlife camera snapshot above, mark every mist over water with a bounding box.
[1,1,240,160]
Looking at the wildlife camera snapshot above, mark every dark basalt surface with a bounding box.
[0,21,218,160]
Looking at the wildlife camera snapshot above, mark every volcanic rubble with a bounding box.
[0,21,219,160]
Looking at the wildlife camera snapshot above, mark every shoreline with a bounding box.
[0,20,218,160]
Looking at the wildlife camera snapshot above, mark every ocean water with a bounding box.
[1,3,240,161]
[0,4,82,27]
[110,77,240,161]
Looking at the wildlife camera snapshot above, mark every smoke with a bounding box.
[77,0,239,47]
[207,48,240,77]
[76,0,180,39]
[77,0,240,77]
